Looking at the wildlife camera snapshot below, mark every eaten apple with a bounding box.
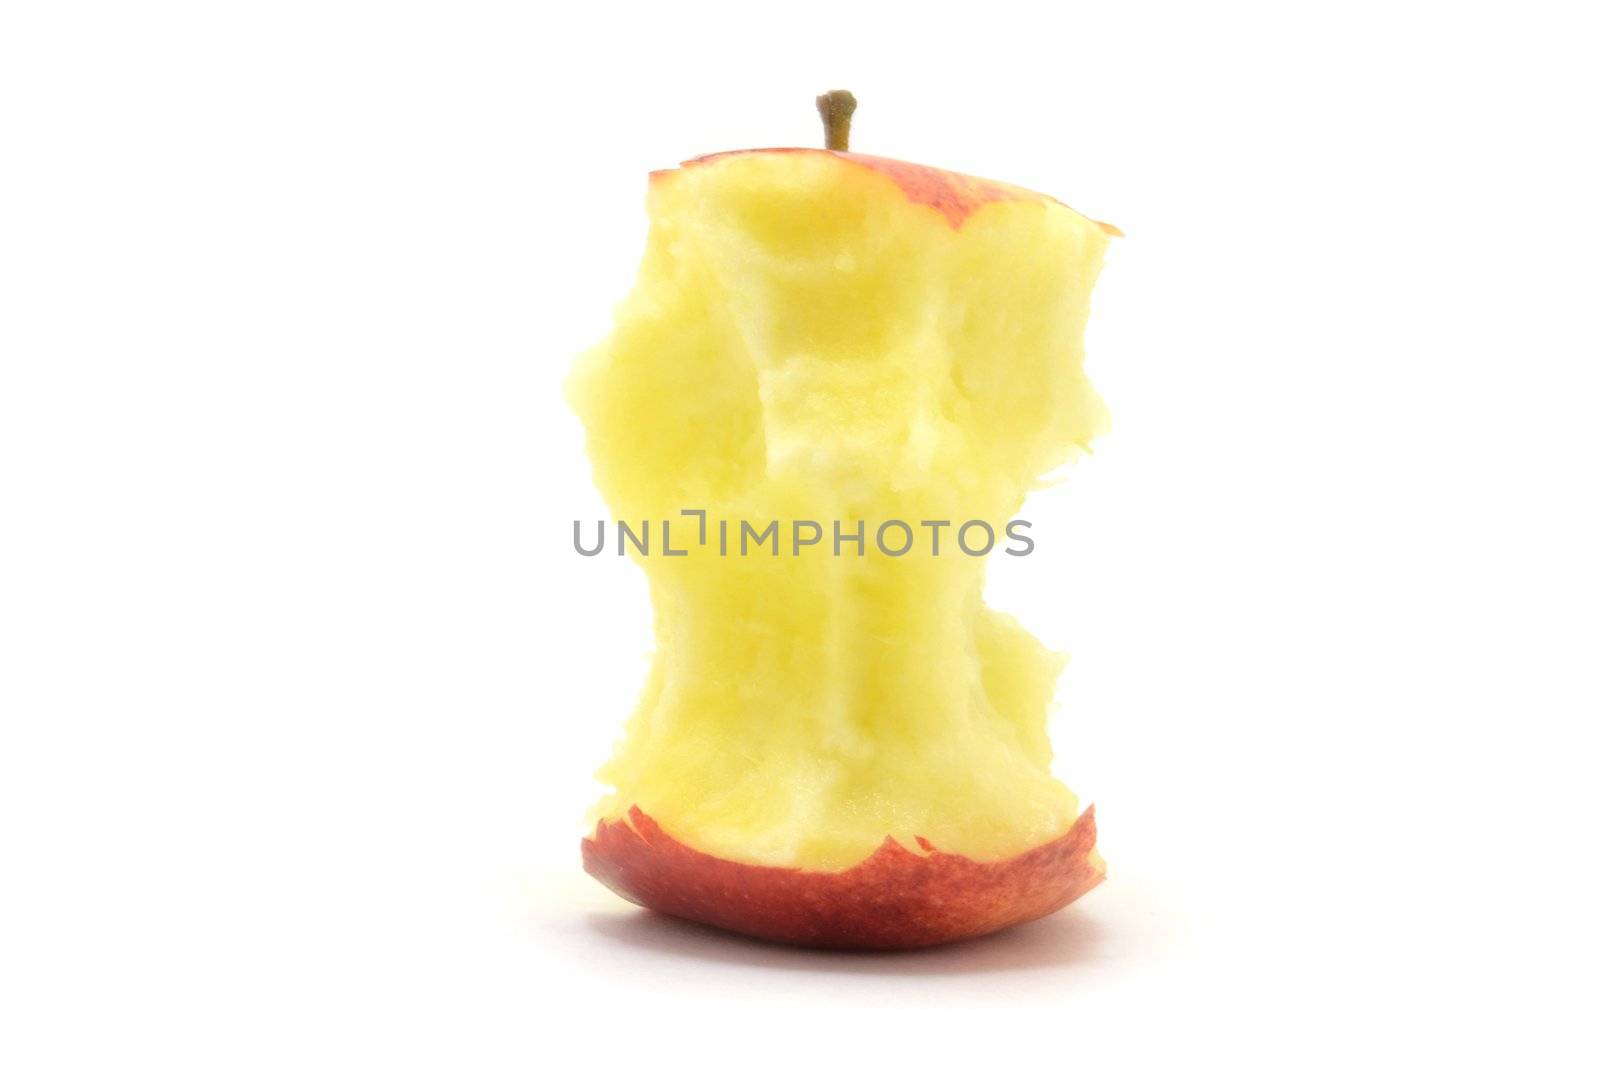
[570,93,1116,949]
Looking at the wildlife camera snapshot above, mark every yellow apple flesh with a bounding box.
[571,147,1115,947]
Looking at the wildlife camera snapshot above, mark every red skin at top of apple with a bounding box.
[652,148,1122,235]
[582,806,1103,950]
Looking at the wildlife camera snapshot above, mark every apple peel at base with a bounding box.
[584,806,1104,950]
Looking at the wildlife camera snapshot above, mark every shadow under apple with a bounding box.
[583,906,1109,976]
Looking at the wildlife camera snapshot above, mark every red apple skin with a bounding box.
[582,806,1103,950]
[654,147,1122,235]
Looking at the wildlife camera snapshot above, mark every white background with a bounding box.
[3,1,1597,1062]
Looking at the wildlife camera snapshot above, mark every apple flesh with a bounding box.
[571,145,1115,949]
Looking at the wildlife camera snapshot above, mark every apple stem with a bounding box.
[815,90,857,151]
